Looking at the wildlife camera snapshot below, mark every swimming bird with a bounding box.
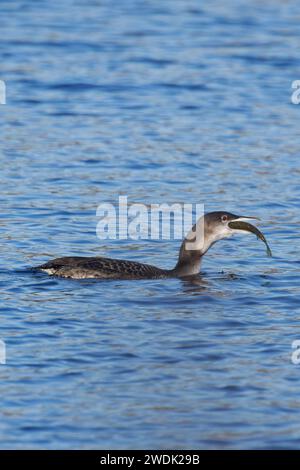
[35,211,271,280]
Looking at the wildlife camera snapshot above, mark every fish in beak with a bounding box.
[228,216,272,257]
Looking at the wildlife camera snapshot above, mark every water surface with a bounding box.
[0,0,300,449]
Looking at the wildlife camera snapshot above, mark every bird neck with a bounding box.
[173,239,204,277]
[172,217,216,277]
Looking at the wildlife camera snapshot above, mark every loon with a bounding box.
[35,211,271,280]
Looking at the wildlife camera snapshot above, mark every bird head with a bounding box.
[204,211,260,244]
[185,211,267,254]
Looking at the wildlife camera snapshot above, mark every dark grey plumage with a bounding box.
[37,256,170,279]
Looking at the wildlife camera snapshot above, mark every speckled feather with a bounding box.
[37,256,170,279]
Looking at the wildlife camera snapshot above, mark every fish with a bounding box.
[228,220,272,257]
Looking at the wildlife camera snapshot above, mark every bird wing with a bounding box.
[37,256,166,278]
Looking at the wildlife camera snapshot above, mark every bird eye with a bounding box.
[221,215,228,223]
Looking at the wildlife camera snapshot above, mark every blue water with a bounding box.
[1,0,300,449]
